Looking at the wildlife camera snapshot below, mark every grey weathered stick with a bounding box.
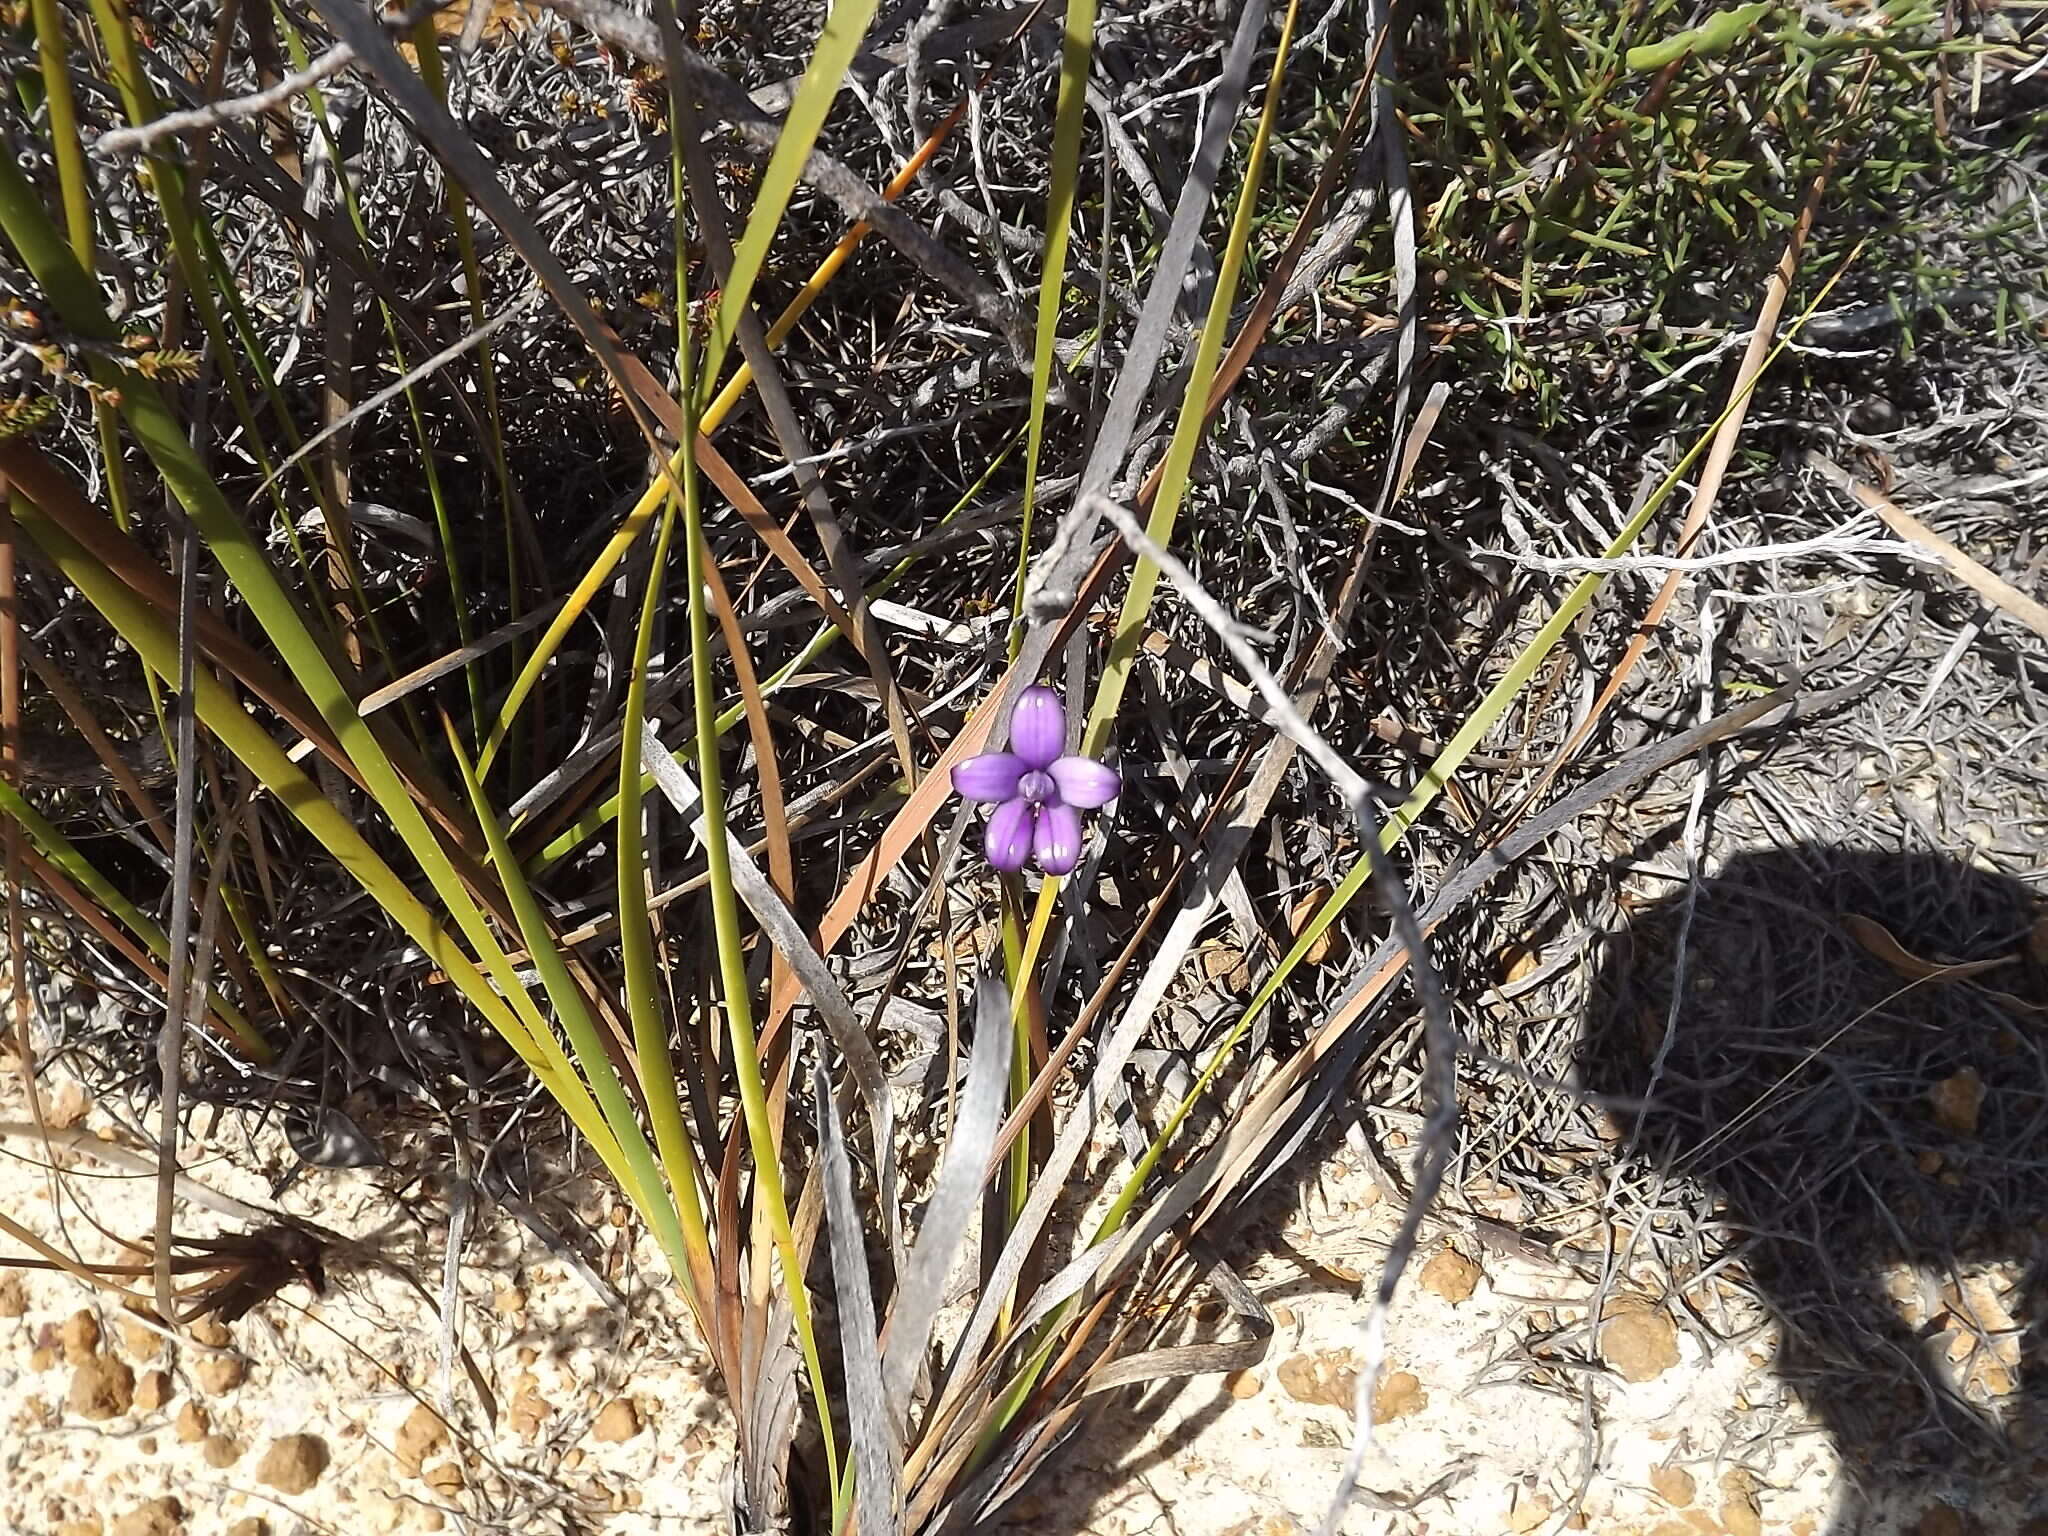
[1016,0,1273,632]
[0,1124,275,1224]
[97,44,358,155]
[640,735,900,1249]
[1088,492,1374,820]
[153,525,200,1328]
[880,975,1010,1424]
[813,1051,902,1536]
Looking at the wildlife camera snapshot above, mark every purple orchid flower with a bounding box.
[952,686,1120,876]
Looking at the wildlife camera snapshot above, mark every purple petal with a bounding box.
[1008,686,1066,770]
[952,752,1025,803]
[1032,801,1083,875]
[1048,755,1120,809]
[984,798,1036,873]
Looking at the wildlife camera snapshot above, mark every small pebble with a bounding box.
[1419,1247,1482,1304]
[195,1352,246,1394]
[395,1402,447,1476]
[67,1356,135,1420]
[135,1369,172,1413]
[591,1397,641,1443]
[109,1498,182,1536]
[257,1433,331,1494]
[1372,1368,1426,1423]
[120,1315,162,1361]
[61,1309,102,1364]
[423,1459,464,1498]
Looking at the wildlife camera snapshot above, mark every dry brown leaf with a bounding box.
[1200,944,1249,991]
[1841,913,2007,985]
[1499,944,1540,985]
[1289,885,1343,967]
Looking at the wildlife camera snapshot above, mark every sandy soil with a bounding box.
[0,1064,729,1536]
[8,1010,2047,1536]
[11,1055,2038,1536]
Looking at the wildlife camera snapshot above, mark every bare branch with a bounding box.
[97,45,359,157]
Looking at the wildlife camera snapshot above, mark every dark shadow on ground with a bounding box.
[1576,847,2048,1535]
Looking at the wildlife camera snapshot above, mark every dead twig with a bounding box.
[1806,451,2048,643]
[95,44,359,156]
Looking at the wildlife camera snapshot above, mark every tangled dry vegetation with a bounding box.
[1,0,2045,1531]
